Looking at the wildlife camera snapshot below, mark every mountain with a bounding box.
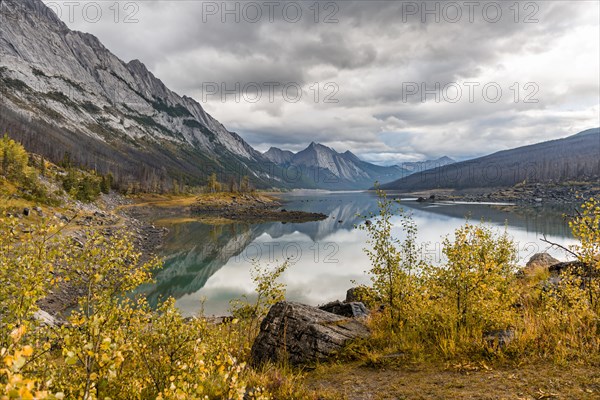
[262,142,409,189]
[0,0,283,190]
[400,156,455,173]
[263,147,294,165]
[380,128,600,191]
[263,143,457,190]
[574,127,600,137]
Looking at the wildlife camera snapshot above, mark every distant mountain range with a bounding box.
[380,128,600,191]
[1,0,595,193]
[262,143,454,189]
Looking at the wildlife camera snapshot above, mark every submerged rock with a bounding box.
[251,301,370,366]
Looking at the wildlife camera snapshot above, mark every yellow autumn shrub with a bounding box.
[0,218,261,399]
[360,194,599,362]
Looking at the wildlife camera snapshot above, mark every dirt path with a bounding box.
[306,361,599,400]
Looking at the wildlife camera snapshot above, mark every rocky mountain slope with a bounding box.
[263,143,454,190]
[380,128,600,191]
[263,142,404,189]
[263,147,295,165]
[0,0,282,190]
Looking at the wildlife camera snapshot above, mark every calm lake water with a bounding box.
[139,191,578,316]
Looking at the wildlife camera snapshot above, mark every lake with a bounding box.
[139,191,579,316]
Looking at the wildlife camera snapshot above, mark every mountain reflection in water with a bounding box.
[138,191,578,316]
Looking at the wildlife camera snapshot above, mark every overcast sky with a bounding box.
[44,0,599,164]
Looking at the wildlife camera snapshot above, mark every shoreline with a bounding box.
[124,192,328,224]
[38,193,169,315]
[382,182,600,205]
[190,192,328,223]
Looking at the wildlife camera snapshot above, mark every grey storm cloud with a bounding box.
[43,0,599,164]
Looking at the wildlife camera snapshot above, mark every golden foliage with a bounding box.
[358,193,600,362]
[0,216,315,399]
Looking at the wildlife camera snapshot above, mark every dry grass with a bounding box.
[122,192,279,211]
[305,361,600,400]
[0,179,31,210]
[121,193,200,209]
[1,179,59,221]
[192,192,279,208]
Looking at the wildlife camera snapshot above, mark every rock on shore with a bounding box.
[251,301,370,366]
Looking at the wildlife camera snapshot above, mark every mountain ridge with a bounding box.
[262,142,454,190]
[380,129,600,191]
[0,0,278,190]
[399,156,456,173]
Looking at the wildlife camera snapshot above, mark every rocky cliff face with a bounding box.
[263,147,294,165]
[0,0,274,189]
[292,142,372,182]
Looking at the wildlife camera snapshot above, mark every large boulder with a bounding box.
[319,300,369,318]
[549,260,596,277]
[345,286,378,308]
[251,301,370,366]
[345,287,361,303]
[524,253,560,275]
[33,309,62,327]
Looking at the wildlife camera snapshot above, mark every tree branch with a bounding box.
[540,234,578,258]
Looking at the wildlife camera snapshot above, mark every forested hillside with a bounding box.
[380,128,600,191]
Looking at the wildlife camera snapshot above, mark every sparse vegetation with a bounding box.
[54,75,86,92]
[183,119,203,129]
[0,75,30,92]
[205,173,253,194]
[206,172,222,193]
[81,101,101,114]
[31,67,47,77]
[151,99,192,118]
[43,91,80,110]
